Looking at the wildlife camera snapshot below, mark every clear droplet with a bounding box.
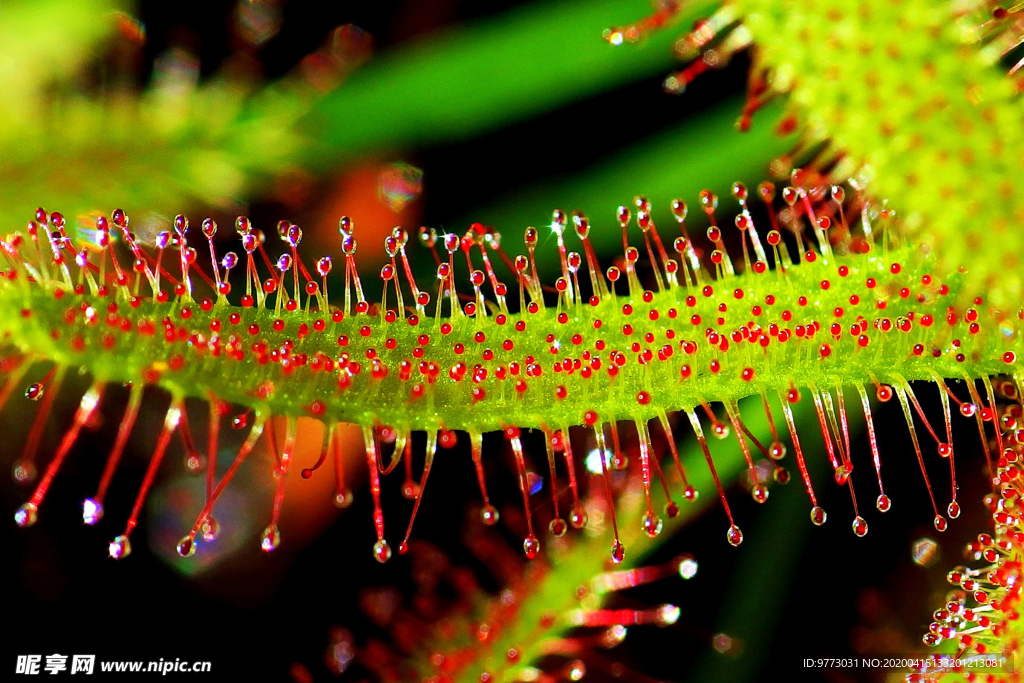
[711,421,730,439]
[948,501,961,519]
[852,516,868,537]
[14,502,37,527]
[876,494,892,512]
[184,452,205,474]
[548,518,567,537]
[664,501,679,518]
[523,535,541,559]
[109,534,131,560]
[810,506,827,526]
[12,461,36,483]
[658,604,681,626]
[24,383,44,401]
[373,539,392,563]
[176,536,196,558]
[726,525,743,546]
[82,498,103,525]
[768,441,787,460]
[569,507,588,529]
[642,511,663,538]
[912,537,939,566]
[678,554,698,579]
[260,525,280,552]
[401,481,420,500]
[611,451,628,470]
[610,540,625,563]
[200,515,220,542]
[481,504,500,525]
[934,516,947,532]
[751,484,769,504]
[333,489,354,508]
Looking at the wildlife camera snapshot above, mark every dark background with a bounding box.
[2,1,990,682]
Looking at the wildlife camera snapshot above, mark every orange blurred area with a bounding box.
[309,161,424,271]
[270,417,365,546]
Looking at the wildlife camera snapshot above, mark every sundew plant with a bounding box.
[3,1,1024,682]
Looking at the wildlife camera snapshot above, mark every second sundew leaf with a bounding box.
[729,0,1024,307]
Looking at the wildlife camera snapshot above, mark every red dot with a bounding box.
[741,368,754,381]
[584,410,599,426]
[636,391,651,405]
[1005,352,1017,364]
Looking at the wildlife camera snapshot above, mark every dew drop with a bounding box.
[611,540,625,563]
[333,489,354,508]
[948,501,961,519]
[768,441,787,460]
[664,501,679,518]
[24,383,44,401]
[852,516,868,537]
[912,537,939,566]
[260,525,281,552]
[834,463,852,485]
[373,539,392,563]
[523,535,541,559]
[751,484,769,504]
[711,422,730,439]
[108,534,131,559]
[773,467,790,484]
[12,461,36,483]
[810,506,827,526]
[176,536,196,558]
[398,541,408,555]
[726,525,743,546]
[184,452,205,474]
[200,515,220,542]
[14,502,37,527]
[960,403,977,418]
[82,498,103,525]
[569,507,588,529]
[611,451,629,470]
[678,554,698,579]
[642,511,663,538]
[481,504,500,525]
[401,481,420,500]
[934,516,948,532]
[876,494,892,512]
[548,518,567,537]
